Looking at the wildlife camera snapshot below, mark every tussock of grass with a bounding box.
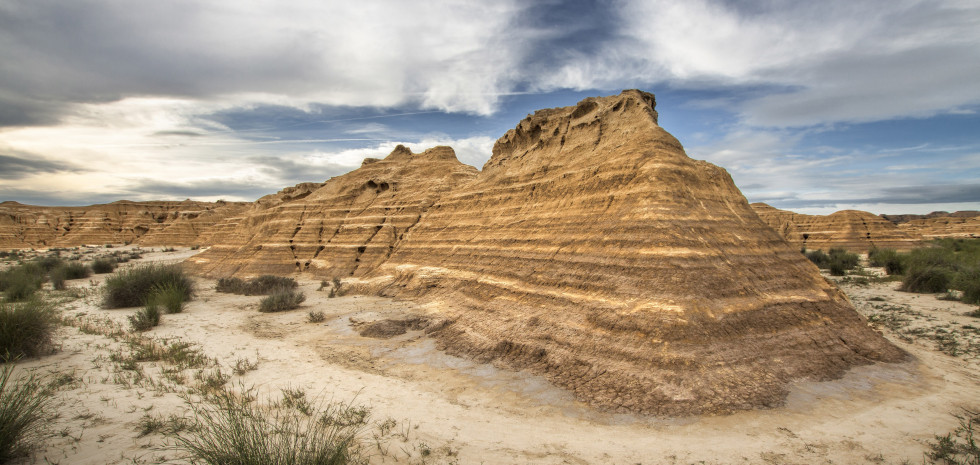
[90,257,116,274]
[0,299,56,362]
[258,288,306,313]
[901,266,951,294]
[147,282,187,314]
[171,386,368,465]
[103,263,193,309]
[128,305,161,332]
[216,275,298,296]
[0,364,54,462]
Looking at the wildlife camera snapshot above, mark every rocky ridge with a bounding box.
[184,146,478,277]
[751,203,924,252]
[350,90,905,415]
[0,200,247,249]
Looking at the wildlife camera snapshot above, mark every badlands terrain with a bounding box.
[2,90,978,464]
[5,245,980,464]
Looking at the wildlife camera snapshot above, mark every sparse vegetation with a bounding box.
[171,386,368,465]
[48,261,91,290]
[103,263,193,308]
[925,409,980,465]
[868,248,906,275]
[308,310,326,323]
[0,299,56,362]
[0,364,55,463]
[216,275,298,296]
[806,248,859,275]
[258,287,306,313]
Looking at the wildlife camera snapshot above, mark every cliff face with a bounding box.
[751,203,923,252]
[184,146,479,277]
[896,216,980,239]
[354,90,904,415]
[0,200,247,249]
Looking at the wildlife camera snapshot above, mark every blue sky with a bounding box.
[1,0,978,214]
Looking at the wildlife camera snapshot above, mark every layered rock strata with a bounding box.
[751,203,923,252]
[0,200,246,249]
[895,216,980,239]
[356,90,905,415]
[184,146,479,277]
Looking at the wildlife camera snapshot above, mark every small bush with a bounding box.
[0,364,54,462]
[806,249,830,268]
[216,275,298,296]
[868,248,906,275]
[90,257,116,274]
[901,266,950,294]
[129,305,161,332]
[147,282,187,314]
[307,311,326,323]
[171,386,367,465]
[32,256,62,272]
[926,409,980,465]
[103,263,193,309]
[0,299,56,362]
[954,267,980,305]
[258,288,306,313]
[0,264,45,302]
[49,261,91,290]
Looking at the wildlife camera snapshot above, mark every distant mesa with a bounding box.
[2,90,911,416]
[0,200,248,249]
[753,204,979,251]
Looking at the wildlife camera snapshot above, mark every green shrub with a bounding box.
[926,409,979,465]
[147,282,187,314]
[0,364,54,462]
[828,248,859,269]
[171,386,367,465]
[0,264,45,302]
[0,299,56,362]
[805,249,830,268]
[48,261,91,290]
[129,305,161,332]
[90,257,116,274]
[868,248,907,275]
[103,263,193,309]
[258,288,306,313]
[901,266,950,294]
[217,275,298,296]
[954,267,980,305]
[829,261,847,276]
[31,256,62,272]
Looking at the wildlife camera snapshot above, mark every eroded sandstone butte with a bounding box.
[751,203,923,252]
[354,90,906,415]
[0,200,247,249]
[185,146,478,277]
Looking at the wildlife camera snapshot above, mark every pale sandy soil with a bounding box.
[8,248,980,465]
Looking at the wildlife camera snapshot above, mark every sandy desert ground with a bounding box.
[7,246,980,465]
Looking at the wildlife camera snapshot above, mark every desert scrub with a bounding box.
[0,263,45,302]
[90,257,116,274]
[925,409,980,465]
[0,299,56,362]
[48,261,91,290]
[171,386,368,465]
[0,364,55,462]
[128,305,161,332]
[308,310,326,323]
[901,266,951,294]
[806,248,859,275]
[258,287,306,313]
[147,282,188,314]
[868,248,906,275]
[103,263,193,308]
[216,275,298,295]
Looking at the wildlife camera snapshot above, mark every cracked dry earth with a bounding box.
[9,248,980,465]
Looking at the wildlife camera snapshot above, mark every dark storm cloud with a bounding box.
[0,151,81,179]
[122,178,276,201]
[764,184,980,209]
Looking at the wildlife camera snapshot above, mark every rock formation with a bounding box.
[751,203,923,252]
[882,212,980,240]
[184,146,479,277]
[353,90,905,415]
[0,200,247,249]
